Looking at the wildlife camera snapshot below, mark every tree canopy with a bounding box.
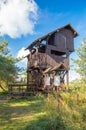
[0,39,19,87]
[73,38,86,79]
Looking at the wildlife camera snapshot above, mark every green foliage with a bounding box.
[0,82,86,130]
[25,82,86,130]
[73,38,86,78]
[0,39,19,88]
[0,39,9,55]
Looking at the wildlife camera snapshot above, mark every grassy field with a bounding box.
[0,82,86,130]
[0,96,46,130]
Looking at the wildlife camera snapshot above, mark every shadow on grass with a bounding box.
[0,96,45,130]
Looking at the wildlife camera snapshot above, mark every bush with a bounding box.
[25,82,86,130]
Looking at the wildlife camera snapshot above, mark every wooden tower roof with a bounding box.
[26,24,78,50]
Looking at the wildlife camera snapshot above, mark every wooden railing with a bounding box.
[8,83,38,97]
[28,52,69,69]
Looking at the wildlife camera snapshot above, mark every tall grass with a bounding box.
[0,81,86,130]
[25,82,86,130]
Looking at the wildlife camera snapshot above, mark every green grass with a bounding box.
[0,82,86,130]
[0,95,45,130]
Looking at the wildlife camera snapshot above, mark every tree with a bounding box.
[0,39,19,90]
[73,38,86,79]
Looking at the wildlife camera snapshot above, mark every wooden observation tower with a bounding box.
[26,24,78,93]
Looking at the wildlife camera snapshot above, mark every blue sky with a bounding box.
[0,0,86,80]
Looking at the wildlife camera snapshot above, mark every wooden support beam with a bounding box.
[66,71,69,84]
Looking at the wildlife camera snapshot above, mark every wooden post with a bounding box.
[27,70,30,92]
[27,55,29,91]
[66,71,69,84]
[66,49,69,85]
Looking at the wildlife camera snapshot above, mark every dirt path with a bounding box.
[0,100,7,103]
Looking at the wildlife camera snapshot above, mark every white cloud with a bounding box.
[69,71,81,82]
[17,47,30,58]
[0,0,38,38]
[17,47,30,65]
